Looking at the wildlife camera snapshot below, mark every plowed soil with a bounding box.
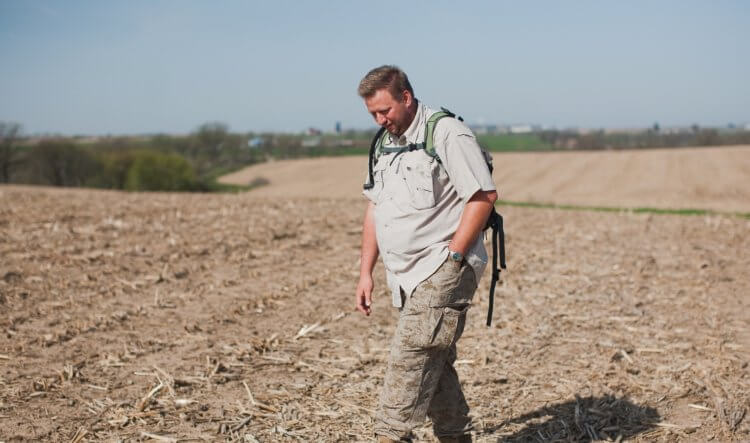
[1,146,749,442]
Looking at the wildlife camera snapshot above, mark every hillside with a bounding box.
[219,145,750,212]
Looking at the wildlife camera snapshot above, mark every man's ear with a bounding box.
[402,89,413,106]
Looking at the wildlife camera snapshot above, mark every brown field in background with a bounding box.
[219,145,750,212]
[1,146,749,441]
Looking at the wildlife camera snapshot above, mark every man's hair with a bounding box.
[358,65,414,100]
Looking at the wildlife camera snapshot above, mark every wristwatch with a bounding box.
[448,250,463,263]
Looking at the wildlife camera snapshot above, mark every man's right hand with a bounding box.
[355,274,374,316]
[357,202,378,316]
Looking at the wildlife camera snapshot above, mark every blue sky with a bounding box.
[1,1,748,135]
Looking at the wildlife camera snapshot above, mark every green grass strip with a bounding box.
[497,199,750,219]
[208,181,253,193]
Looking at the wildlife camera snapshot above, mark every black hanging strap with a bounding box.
[486,210,506,326]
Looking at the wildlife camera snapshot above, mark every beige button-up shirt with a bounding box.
[363,102,497,307]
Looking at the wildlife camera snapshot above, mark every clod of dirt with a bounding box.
[3,271,23,284]
[174,270,189,279]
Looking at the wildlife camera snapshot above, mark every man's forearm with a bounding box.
[448,190,498,255]
[360,202,379,275]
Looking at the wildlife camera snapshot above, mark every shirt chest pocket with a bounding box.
[397,153,438,210]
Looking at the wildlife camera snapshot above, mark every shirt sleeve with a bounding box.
[433,118,496,201]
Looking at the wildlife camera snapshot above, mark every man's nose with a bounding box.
[375,113,387,126]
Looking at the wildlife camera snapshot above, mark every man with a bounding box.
[355,65,498,443]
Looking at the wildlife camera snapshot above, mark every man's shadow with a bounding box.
[481,394,660,442]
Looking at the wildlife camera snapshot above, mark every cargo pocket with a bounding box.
[430,304,469,349]
[428,258,476,308]
[400,154,437,210]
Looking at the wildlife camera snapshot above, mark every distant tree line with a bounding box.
[0,122,267,191]
[537,127,750,151]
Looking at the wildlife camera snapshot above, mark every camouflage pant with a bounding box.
[375,258,477,441]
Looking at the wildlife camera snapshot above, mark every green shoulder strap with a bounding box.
[373,128,389,161]
[424,110,454,161]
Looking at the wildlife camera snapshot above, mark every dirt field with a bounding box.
[219,146,750,213]
[1,147,749,442]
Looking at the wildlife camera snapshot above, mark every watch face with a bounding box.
[451,252,462,262]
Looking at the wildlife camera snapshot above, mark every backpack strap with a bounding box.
[424,107,462,161]
[363,127,386,190]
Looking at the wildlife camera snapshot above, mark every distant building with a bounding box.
[335,121,342,134]
[509,124,533,134]
[247,136,265,148]
[470,125,489,135]
[301,137,321,147]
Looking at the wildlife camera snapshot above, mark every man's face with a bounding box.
[364,88,415,137]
